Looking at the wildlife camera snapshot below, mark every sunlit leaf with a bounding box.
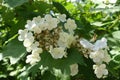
[1,38,26,64]
[112,31,120,39]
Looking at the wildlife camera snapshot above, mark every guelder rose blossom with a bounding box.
[80,37,111,78]
[18,13,111,79]
[18,13,77,65]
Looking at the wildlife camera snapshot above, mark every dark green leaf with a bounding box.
[53,1,71,18]
[114,54,120,63]
[19,48,85,79]
[1,38,26,64]
[38,48,85,74]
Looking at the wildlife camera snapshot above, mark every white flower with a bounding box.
[57,14,66,22]
[93,64,108,78]
[70,63,79,76]
[80,38,93,49]
[26,41,39,52]
[26,53,41,65]
[32,48,43,54]
[23,32,34,47]
[38,18,47,30]
[18,30,34,48]
[103,50,111,63]
[90,50,105,63]
[57,32,76,48]
[18,29,28,41]
[31,16,42,33]
[64,18,77,34]
[25,20,33,30]
[90,49,111,64]
[33,16,41,24]
[45,14,59,30]
[32,25,42,34]
[23,38,34,47]
[24,31,33,38]
[49,46,66,59]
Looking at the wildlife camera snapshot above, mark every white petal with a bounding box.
[23,37,34,47]
[93,37,107,51]
[80,38,93,49]
[32,48,43,54]
[57,14,66,22]
[49,47,66,59]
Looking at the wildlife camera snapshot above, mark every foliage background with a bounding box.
[0,0,120,80]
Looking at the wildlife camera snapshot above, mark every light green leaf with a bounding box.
[1,38,26,64]
[91,22,104,26]
[3,0,28,8]
[112,31,120,39]
[91,6,120,13]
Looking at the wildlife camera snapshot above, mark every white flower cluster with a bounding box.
[18,14,77,65]
[80,37,111,78]
[93,64,108,78]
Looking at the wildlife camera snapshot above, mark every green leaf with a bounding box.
[19,48,85,79]
[91,22,104,26]
[113,54,120,63]
[107,61,120,78]
[38,48,85,74]
[3,0,28,8]
[91,6,120,13]
[53,1,71,18]
[1,38,26,64]
[41,71,56,80]
[112,31,120,40]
